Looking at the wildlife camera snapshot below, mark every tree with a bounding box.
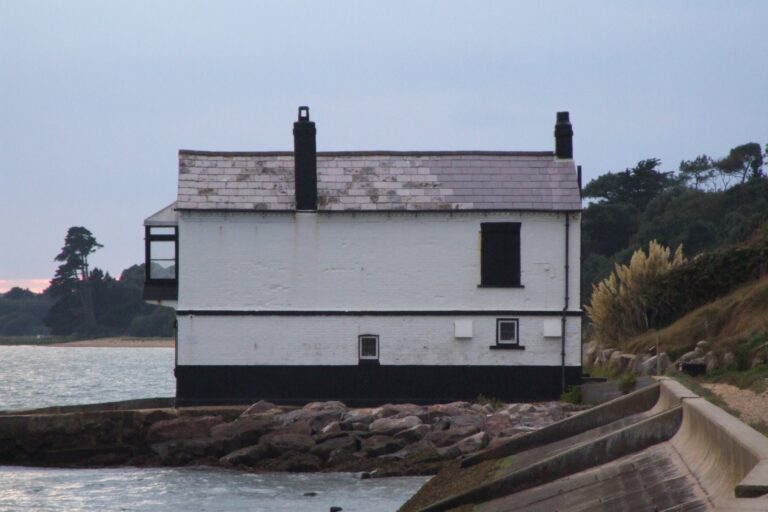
[715,142,764,184]
[679,155,715,190]
[583,159,675,211]
[48,227,103,329]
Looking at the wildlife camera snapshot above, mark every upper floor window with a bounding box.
[144,226,178,301]
[480,222,521,287]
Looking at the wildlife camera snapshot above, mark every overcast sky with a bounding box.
[1,1,766,292]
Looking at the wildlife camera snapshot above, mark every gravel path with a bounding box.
[701,383,768,426]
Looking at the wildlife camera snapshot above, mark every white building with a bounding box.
[144,107,582,405]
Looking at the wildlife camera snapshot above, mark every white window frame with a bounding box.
[358,334,379,361]
[496,318,520,346]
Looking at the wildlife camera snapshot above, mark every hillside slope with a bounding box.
[624,275,768,362]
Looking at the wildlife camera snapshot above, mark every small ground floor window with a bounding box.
[359,334,379,363]
[490,318,524,350]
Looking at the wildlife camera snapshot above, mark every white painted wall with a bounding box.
[177,210,580,312]
[177,314,582,366]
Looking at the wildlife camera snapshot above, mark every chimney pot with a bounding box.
[554,111,573,159]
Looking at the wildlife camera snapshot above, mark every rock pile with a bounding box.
[583,338,743,378]
[144,400,585,476]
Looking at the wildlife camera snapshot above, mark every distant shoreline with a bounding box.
[48,337,174,348]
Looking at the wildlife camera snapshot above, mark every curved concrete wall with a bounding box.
[656,377,768,506]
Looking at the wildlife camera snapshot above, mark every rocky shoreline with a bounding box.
[1,399,590,477]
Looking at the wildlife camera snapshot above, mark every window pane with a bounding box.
[150,240,175,260]
[499,321,516,342]
[150,261,175,279]
[481,223,520,286]
[150,227,176,236]
[360,337,378,357]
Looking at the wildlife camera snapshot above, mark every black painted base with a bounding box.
[175,365,582,406]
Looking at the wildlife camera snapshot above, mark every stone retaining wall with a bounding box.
[0,399,587,476]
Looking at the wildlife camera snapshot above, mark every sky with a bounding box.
[1,1,766,292]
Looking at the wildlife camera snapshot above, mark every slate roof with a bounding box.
[176,151,581,212]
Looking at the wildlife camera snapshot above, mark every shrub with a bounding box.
[585,241,685,346]
[618,373,637,394]
[475,394,504,410]
[128,307,175,337]
[560,386,582,404]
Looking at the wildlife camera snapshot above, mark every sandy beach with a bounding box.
[48,337,174,348]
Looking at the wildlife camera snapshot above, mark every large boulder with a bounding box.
[145,415,223,444]
[424,402,471,422]
[394,424,431,443]
[361,435,406,457]
[639,353,672,376]
[303,401,346,411]
[583,340,600,367]
[279,403,344,434]
[262,433,316,454]
[379,403,427,420]
[704,351,720,373]
[220,443,272,465]
[608,351,635,372]
[596,348,615,366]
[369,415,422,436]
[484,413,517,438]
[265,451,323,472]
[426,426,478,447]
[209,414,275,447]
[340,409,378,430]
[240,400,278,417]
[310,434,358,460]
[455,431,489,454]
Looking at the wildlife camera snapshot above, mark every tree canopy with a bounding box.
[581,141,768,307]
[49,227,103,297]
[582,159,675,211]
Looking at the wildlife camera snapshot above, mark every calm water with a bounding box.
[0,346,175,410]
[0,346,428,511]
[0,466,427,511]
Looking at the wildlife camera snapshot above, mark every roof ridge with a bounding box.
[179,150,555,158]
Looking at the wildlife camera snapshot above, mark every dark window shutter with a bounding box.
[481,223,521,286]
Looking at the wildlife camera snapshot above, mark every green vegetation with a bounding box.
[617,373,637,394]
[474,394,504,410]
[560,386,582,404]
[585,241,685,346]
[623,277,768,360]
[582,139,768,358]
[0,288,52,336]
[582,142,768,308]
[3,227,174,340]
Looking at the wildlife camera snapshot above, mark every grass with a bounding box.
[622,276,768,360]
[702,364,768,394]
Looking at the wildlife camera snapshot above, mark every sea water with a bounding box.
[0,346,176,411]
[0,346,428,511]
[0,466,427,511]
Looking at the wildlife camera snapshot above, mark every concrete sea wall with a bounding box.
[401,377,768,511]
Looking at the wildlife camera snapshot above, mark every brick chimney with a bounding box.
[293,106,317,210]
